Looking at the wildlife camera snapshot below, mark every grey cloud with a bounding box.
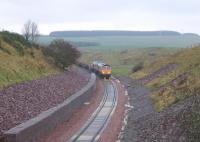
[0,0,200,34]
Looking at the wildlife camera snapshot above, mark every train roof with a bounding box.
[92,61,110,67]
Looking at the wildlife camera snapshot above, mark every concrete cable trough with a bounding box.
[69,80,118,142]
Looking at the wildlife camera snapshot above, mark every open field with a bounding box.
[80,47,179,76]
[39,35,198,76]
[74,34,200,113]
[38,35,200,49]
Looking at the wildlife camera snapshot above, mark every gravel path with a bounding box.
[0,66,90,139]
[118,76,155,142]
[120,84,200,142]
[117,76,155,121]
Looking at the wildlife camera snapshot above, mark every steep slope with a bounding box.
[131,46,200,111]
[0,31,60,89]
[121,46,200,142]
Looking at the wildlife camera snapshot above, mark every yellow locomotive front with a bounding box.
[90,61,112,79]
[100,64,111,79]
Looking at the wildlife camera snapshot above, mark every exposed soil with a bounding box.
[0,66,90,139]
[138,63,179,85]
[40,78,104,142]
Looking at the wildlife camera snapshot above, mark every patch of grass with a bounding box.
[111,65,133,76]
[133,46,200,79]
[151,89,178,111]
[0,48,60,89]
[146,70,179,89]
[0,32,60,89]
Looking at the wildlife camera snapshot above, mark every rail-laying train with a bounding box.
[90,61,112,79]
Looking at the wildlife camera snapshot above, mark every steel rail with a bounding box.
[69,80,117,142]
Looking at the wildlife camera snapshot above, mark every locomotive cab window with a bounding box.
[103,65,111,70]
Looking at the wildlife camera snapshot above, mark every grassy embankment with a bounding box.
[80,48,179,76]
[131,46,200,111]
[0,31,60,89]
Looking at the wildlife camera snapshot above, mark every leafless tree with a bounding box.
[22,20,31,41]
[30,22,39,42]
[22,20,39,43]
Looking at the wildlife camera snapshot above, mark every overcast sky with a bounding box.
[0,0,200,35]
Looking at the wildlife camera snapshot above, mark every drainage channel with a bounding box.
[69,80,118,142]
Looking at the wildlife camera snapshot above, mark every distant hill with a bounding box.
[49,30,199,37]
[183,33,199,36]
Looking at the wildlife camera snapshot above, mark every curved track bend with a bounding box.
[69,80,118,142]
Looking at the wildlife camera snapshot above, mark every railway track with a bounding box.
[69,80,118,142]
